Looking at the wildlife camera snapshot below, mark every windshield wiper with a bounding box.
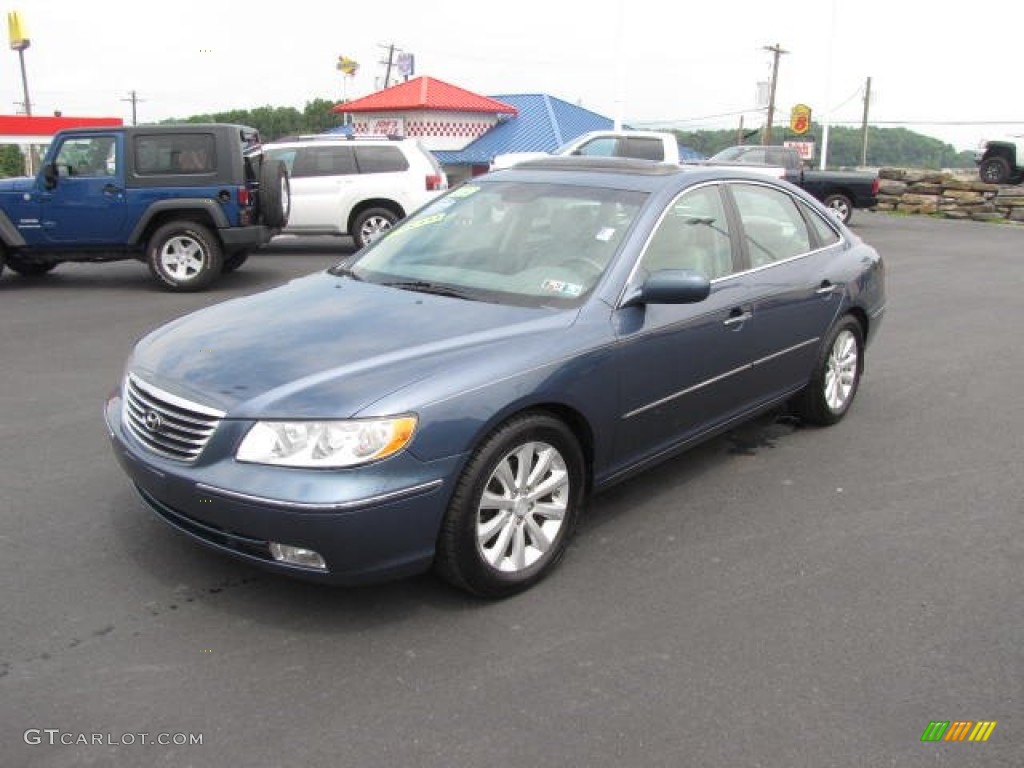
[380,280,474,300]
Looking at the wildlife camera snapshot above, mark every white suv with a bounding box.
[264,135,448,248]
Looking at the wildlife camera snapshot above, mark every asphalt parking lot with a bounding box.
[2,214,1021,768]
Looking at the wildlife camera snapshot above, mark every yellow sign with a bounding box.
[8,11,29,51]
[790,103,812,135]
[337,56,359,76]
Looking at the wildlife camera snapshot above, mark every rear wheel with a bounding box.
[822,193,853,224]
[352,207,398,249]
[146,220,223,292]
[435,412,585,598]
[978,156,1011,185]
[5,254,58,275]
[791,316,864,426]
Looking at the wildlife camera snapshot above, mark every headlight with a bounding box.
[236,416,417,468]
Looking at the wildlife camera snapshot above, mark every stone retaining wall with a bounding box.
[875,168,1024,223]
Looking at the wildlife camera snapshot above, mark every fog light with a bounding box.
[269,542,326,570]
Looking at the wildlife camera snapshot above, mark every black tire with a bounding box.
[222,251,249,273]
[822,193,853,225]
[435,412,585,598]
[4,255,57,276]
[146,220,223,292]
[352,207,398,249]
[791,315,865,426]
[978,156,1011,185]
[259,159,290,228]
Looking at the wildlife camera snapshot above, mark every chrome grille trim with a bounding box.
[122,374,225,463]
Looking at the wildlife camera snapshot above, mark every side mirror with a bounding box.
[42,163,58,190]
[622,269,711,307]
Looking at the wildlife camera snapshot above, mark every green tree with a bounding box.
[0,145,26,177]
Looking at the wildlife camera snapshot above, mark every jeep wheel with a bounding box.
[979,156,1011,185]
[259,159,290,229]
[4,255,57,276]
[147,221,223,292]
[222,251,249,273]
[353,207,398,249]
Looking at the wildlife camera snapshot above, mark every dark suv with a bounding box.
[0,124,289,291]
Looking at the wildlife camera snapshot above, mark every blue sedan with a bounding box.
[105,157,885,597]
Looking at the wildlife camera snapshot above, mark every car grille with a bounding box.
[122,374,225,463]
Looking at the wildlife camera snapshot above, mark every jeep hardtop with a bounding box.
[0,123,289,291]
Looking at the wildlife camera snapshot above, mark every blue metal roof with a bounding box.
[434,94,613,166]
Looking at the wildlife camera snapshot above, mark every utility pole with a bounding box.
[762,43,788,146]
[378,43,397,89]
[737,115,745,145]
[859,76,872,167]
[121,90,144,125]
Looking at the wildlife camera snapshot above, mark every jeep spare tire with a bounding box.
[259,159,290,229]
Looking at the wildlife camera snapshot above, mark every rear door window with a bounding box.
[354,146,409,174]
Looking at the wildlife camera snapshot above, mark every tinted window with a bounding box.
[731,184,812,267]
[803,200,842,247]
[292,146,357,178]
[134,133,216,175]
[640,185,733,279]
[266,147,298,175]
[56,135,118,177]
[619,137,664,161]
[354,146,409,174]
[574,138,617,157]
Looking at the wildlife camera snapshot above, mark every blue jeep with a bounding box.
[0,124,289,291]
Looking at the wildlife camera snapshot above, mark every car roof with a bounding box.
[486,155,786,193]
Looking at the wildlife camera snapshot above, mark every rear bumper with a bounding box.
[219,225,277,249]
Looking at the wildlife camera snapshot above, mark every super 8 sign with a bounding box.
[790,104,812,135]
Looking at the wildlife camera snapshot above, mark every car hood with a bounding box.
[129,271,578,419]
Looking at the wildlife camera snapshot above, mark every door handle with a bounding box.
[816,280,838,296]
[102,184,122,195]
[723,308,752,327]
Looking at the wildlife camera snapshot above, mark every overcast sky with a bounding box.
[7,0,1023,151]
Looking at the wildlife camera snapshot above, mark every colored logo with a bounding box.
[790,104,812,135]
[921,721,997,742]
[144,410,163,433]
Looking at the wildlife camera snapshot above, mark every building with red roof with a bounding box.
[333,76,517,152]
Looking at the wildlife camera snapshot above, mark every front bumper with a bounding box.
[104,392,459,585]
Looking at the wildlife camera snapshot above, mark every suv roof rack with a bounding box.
[272,133,405,143]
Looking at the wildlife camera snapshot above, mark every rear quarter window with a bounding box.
[133,133,216,175]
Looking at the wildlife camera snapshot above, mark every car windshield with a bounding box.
[343,180,647,308]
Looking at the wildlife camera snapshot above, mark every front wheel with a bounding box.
[822,193,853,224]
[352,207,398,249]
[435,412,585,598]
[146,221,223,292]
[791,316,865,426]
[978,156,1011,185]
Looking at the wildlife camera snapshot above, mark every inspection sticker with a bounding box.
[541,279,583,297]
